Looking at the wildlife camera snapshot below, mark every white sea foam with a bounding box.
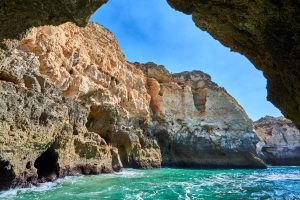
[115,168,145,177]
[0,167,144,198]
[0,175,86,199]
[1,168,299,199]
[0,181,58,199]
[124,192,145,200]
[262,173,300,181]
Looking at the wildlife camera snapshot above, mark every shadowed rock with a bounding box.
[0,0,108,40]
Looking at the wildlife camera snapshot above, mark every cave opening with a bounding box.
[116,144,140,168]
[86,106,114,145]
[117,145,129,167]
[0,160,16,189]
[86,115,113,144]
[34,147,59,180]
[102,131,113,144]
[91,0,282,121]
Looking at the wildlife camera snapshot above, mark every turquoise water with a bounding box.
[1,167,300,200]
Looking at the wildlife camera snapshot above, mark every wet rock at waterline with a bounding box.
[0,22,266,190]
[255,116,300,166]
[136,62,265,168]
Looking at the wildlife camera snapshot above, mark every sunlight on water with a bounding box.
[1,167,300,200]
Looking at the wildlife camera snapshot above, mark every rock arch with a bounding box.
[34,147,59,181]
[0,0,299,128]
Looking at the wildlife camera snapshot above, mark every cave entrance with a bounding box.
[86,106,114,145]
[34,147,59,180]
[118,145,129,167]
[0,160,16,189]
[91,0,281,121]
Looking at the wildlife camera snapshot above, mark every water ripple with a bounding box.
[0,167,299,200]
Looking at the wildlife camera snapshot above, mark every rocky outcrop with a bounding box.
[19,22,162,170]
[0,23,162,189]
[255,116,300,166]
[0,22,266,190]
[0,40,122,190]
[136,62,265,168]
[167,0,300,129]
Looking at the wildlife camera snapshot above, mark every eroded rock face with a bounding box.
[255,116,300,166]
[136,62,265,168]
[19,22,265,169]
[0,0,108,40]
[167,0,300,129]
[0,22,266,189]
[19,22,162,169]
[0,41,121,189]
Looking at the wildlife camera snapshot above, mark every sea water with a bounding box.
[1,166,300,200]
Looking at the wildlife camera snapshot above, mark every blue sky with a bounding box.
[91,0,281,120]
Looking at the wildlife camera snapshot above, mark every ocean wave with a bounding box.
[0,181,58,199]
[261,173,300,181]
[115,168,145,177]
[1,167,299,200]
[0,175,86,199]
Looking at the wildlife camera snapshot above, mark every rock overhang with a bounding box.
[0,0,108,40]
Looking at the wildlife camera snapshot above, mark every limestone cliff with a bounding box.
[0,22,265,190]
[255,116,300,166]
[19,23,162,169]
[136,62,264,168]
[0,40,122,189]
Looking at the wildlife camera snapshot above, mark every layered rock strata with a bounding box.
[0,22,265,190]
[255,116,300,166]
